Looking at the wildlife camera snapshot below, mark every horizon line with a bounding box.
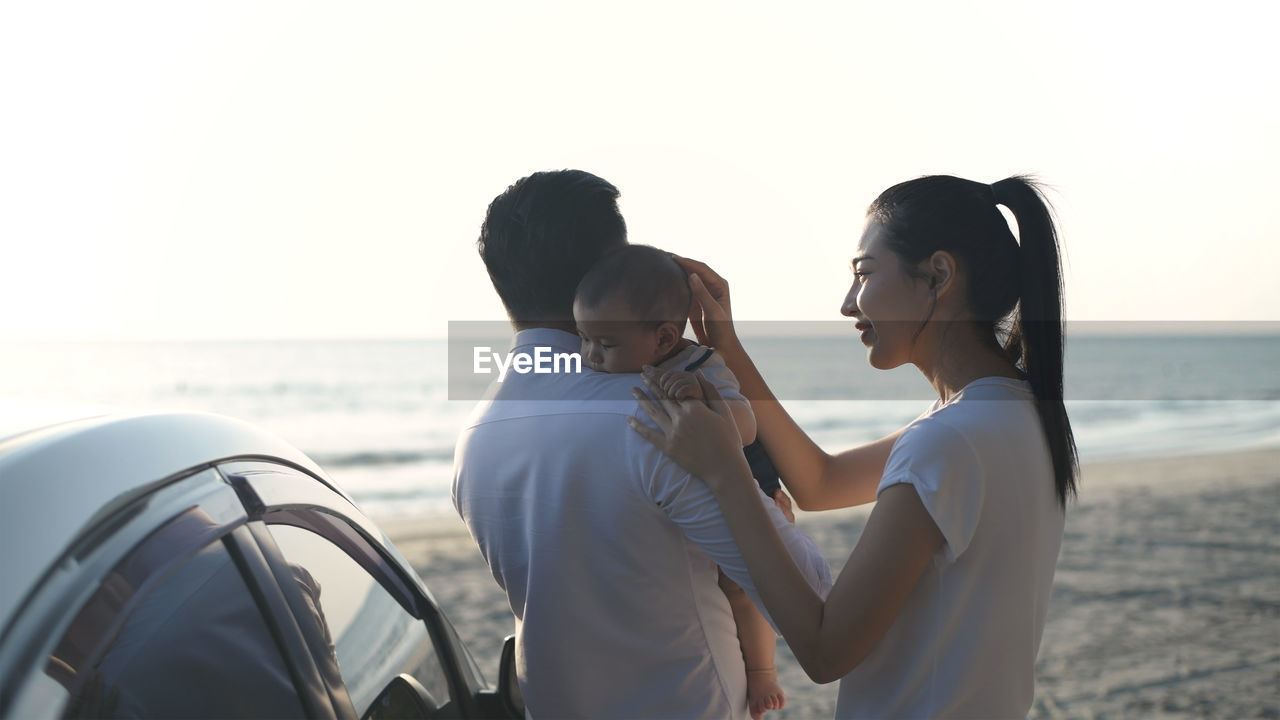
[4,321,1280,344]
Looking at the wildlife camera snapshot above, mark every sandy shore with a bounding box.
[380,448,1280,719]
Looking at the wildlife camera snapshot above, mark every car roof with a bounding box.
[0,412,331,630]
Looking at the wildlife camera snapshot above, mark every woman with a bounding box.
[629,175,1077,718]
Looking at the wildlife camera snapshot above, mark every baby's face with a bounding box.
[573,299,667,373]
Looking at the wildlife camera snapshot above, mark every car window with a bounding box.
[46,511,307,719]
[266,523,452,716]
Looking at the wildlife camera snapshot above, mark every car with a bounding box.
[0,411,523,719]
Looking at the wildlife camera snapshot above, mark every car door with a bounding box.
[221,460,490,719]
[0,468,338,719]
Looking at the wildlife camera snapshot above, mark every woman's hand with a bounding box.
[673,256,741,352]
[629,367,754,494]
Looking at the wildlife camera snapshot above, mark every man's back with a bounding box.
[453,329,831,719]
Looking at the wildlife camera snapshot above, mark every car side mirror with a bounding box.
[361,674,437,720]
[474,635,523,718]
[497,635,524,718]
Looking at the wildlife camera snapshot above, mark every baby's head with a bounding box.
[573,245,690,373]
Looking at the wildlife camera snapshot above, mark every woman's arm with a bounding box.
[719,342,900,510]
[630,372,944,682]
[676,257,898,510]
[713,471,942,682]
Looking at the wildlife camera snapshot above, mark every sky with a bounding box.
[2,1,1277,340]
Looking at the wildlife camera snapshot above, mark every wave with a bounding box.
[310,448,455,468]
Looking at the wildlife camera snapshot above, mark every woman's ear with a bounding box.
[926,251,958,297]
[655,322,682,355]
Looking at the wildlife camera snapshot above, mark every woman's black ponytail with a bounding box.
[991,177,1078,507]
[870,174,1079,508]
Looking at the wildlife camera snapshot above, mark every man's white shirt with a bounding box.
[452,329,832,719]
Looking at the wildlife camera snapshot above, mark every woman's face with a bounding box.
[841,221,935,370]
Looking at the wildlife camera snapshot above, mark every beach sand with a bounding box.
[380,448,1280,719]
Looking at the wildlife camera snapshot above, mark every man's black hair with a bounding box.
[478,170,627,325]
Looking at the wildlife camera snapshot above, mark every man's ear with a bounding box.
[655,322,682,355]
[925,251,958,297]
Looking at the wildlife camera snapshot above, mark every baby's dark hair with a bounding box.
[574,245,690,329]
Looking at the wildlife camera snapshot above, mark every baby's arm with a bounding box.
[651,369,757,445]
[725,399,757,446]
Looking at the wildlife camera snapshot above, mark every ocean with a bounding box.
[3,332,1278,519]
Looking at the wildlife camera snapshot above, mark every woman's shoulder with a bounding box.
[894,377,1046,482]
[923,377,1036,429]
[892,411,981,467]
[952,376,1033,399]
[892,379,1033,459]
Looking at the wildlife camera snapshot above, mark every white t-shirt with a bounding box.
[659,343,740,396]
[453,329,832,720]
[836,377,1065,719]
[662,342,747,406]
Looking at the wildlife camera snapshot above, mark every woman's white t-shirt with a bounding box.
[836,377,1066,719]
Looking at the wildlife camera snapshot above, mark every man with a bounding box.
[452,170,831,719]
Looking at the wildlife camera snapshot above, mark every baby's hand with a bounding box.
[772,490,795,525]
[648,368,705,402]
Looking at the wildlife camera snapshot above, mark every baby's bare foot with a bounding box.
[746,667,786,719]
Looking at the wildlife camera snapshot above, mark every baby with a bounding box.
[574,244,789,719]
